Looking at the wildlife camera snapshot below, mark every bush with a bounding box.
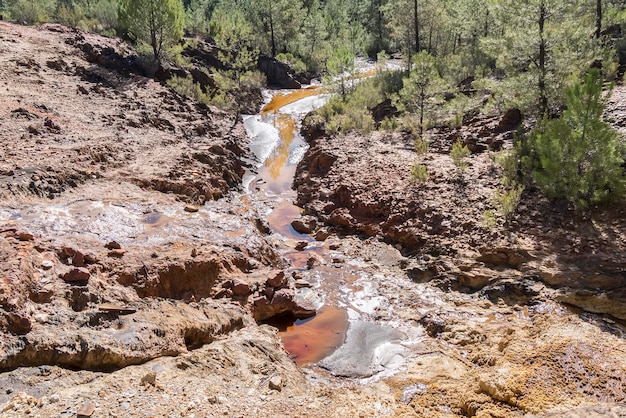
[166,75,209,104]
[493,183,524,221]
[451,141,470,172]
[410,163,429,183]
[414,137,428,156]
[9,0,53,24]
[520,69,625,209]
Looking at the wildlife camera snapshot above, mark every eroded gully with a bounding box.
[242,83,422,377]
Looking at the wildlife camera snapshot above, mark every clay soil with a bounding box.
[1,21,626,418]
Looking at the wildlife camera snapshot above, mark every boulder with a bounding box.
[63,267,90,284]
[266,271,287,288]
[258,56,301,89]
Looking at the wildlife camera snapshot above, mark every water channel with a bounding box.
[243,83,415,373]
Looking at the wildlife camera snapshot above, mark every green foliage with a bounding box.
[399,51,448,134]
[410,163,429,183]
[481,0,604,115]
[520,69,625,209]
[166,75,209,104]
[414,136,428,155]
[493,183,524,221]
[7,0,54,24]
[117,0,184,61]
[317,66,404,134]
[450,141,470,172]
[185,0,218,35]
[275,53,307,74]
[209,7,265,119]
[482,210,498,228]
[325,46,355,98]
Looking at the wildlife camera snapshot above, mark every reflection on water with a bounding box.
[267,306,349,366]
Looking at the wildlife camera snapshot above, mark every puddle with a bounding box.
[142,212,169,227]
[266,305,348,366]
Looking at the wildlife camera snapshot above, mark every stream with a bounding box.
[243,83,419,375]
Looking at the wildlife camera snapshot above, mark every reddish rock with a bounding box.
[62,246,76,257]
[17,231,34,241]
[63,267,90,283]
[108,249,125,258]
[6,312,32,335]
[329,208,354,228]
[232,279,252,296]
[266,271,287,288]
[105,241,121,250]
[77,402,95,417]
[72,251,85,267]
[291,216,317,234]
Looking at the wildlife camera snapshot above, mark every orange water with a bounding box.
[273,306,349,365]
[255,86,351,366]
[261,86,321,114]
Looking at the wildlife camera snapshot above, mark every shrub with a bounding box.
[493,183,524,221]
[520,69,625,210]
[166,75,209,104]
[451,141,470,172]
[482,210,498,228]
[410,163,429,183]
[414,136,428,156]
[9,0,52,24]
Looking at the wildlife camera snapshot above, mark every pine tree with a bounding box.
[117,0,184,61]
[398,51,447,134]
[481,0,602,115]
[522,69,625,209]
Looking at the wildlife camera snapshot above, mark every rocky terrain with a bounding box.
[1,20,626,418]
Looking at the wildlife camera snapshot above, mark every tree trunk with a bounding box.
[595,0,602,38]
[413,0,420,54]
[538,1,548,115]
[377,0,383,51]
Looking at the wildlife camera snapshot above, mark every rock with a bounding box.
[294,279,312,289]
[41,260,54,270]
[319,321,406,378]
[108,249,125,258]
[17,232,34,241]
[291,216,317,234]
[72,251,85,267]
[370,98,399,126]
[329,208,354,228]
[268,375,283,391]
[6,312,32,335]
[258,56,301,89]
[292,300,316,319]
[266,271,287,288]
[77,402,95,417]
[307,254,322,270]
[496,108,522,133]
[49,394,60,403]
[105,241,121,250]
[476,247,531,269]
[140,371,157,386]
[184,205,199,213]
[295,241,308,251]
[556,288,626,321]
[314,228,331,241]
[63,267,90,284]
[232,279,252,296]
[98,304,137,315]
